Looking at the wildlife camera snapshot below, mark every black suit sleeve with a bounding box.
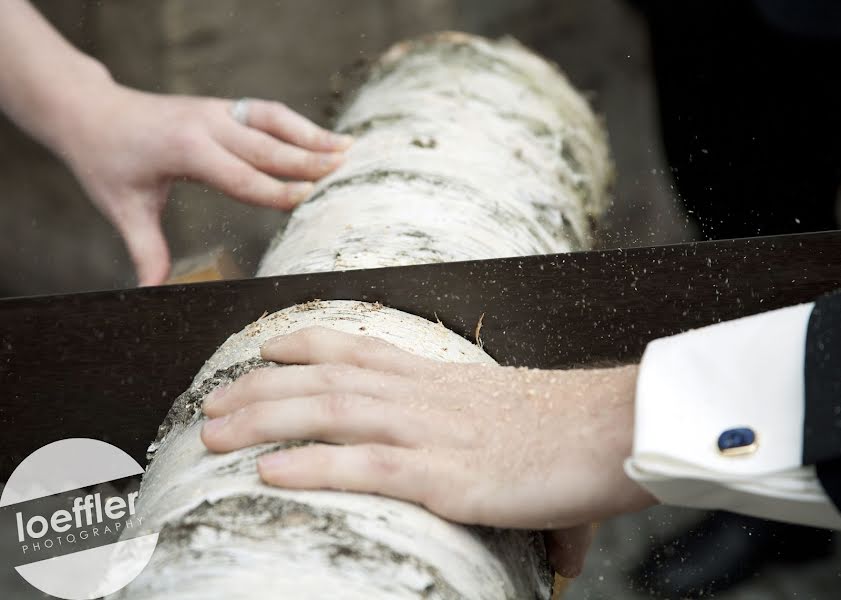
[803,290,841,510]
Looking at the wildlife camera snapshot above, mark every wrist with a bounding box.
[27,52,115,157]
[590,364,658,517]
[613,366,659,515]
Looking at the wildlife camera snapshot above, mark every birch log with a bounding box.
[108,32,612,600]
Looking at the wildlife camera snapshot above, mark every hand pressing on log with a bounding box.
[0,0,352,286]
[201,327,657,578]
[54,89,350,286]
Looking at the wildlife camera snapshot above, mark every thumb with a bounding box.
[544,524,596,579]
[118,212,171,287]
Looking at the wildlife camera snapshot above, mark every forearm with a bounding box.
[0,0,112,152]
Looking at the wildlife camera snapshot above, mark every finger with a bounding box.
[257,444,457,514]
[545,525,596,579]
[244,99,353,151]
[216,121,345,180]
[261,327,437,375]
[115,208,171,286]
[201,393,426,452]
[183,142,313,209]
[202,364,415,418]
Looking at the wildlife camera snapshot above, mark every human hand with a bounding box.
[200,327,656,576]
[54,78,351,285]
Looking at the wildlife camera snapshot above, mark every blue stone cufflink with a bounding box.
[717,427,758,456]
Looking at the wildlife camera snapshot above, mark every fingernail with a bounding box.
[260,335,284,353]
[203,385,230,412]
[319,152,345,169]
[557,565,583,579]
[289,182,314,204]
[258,451,291,471]
[332,134,354,149]
[203,415,230,434]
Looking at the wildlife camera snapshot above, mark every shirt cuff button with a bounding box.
[718,427,758,456]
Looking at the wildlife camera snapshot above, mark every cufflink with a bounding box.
[717,427,758,456]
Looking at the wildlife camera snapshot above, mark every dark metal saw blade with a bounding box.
[1,230,840,480]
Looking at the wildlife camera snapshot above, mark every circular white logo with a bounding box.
[0,438,158,599]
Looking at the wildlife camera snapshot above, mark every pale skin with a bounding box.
[0,0,351,285]
[201,327,657,577]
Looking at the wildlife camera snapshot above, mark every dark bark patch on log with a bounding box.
[411,136,438,149]
[147,357,272,463]
[402,230,434,240]
[530,202,585,249]
[303,169,479,207]
[470,526,553,600]
[157,495,324,546]
[337,113,412,136]
[156,494,465,599]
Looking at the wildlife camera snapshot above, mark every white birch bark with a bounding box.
[108,32,611,600]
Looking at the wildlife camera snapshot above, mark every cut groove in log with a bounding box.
[108,32,612,600]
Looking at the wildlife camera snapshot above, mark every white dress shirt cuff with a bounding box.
[624,302,841,529]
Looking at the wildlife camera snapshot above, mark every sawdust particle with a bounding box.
[475,312,485,348]
[294,299,325,312]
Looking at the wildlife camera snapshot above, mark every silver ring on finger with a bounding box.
[230,97,252,126]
